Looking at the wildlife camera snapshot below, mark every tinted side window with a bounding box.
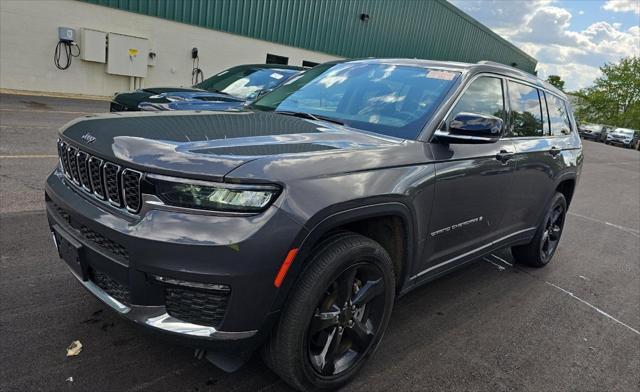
[547,94,572,136]
[449,77,504,121]
[508,81,543,137]
[540,91,550,135]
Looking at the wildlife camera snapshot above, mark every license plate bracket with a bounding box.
[52,225,86,280]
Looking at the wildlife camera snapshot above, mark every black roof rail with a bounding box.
[476,60,519,69]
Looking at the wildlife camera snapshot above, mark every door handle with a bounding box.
[495,150,514,163]
[548,146,562,157]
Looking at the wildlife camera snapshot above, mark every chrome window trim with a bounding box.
[121,168,143,213]
[429,72,508,142]
[428,72,573,142]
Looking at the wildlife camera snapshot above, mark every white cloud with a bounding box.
[449,0,640,91]
[603,0,640,15]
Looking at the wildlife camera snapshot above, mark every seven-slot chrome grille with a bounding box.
[57,139,142,213]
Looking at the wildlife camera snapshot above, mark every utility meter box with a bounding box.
[106,33,149,77]
[80,28,106,63]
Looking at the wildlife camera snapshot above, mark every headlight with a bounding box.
[148,174,280,213]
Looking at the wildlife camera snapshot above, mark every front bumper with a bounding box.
[607,139,631,146]
[46,169,304,349]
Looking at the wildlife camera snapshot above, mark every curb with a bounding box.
[0,88,111,101]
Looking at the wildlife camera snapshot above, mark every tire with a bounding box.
[262,232,396,391]
[512,192,567,268]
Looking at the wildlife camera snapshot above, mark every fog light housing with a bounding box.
[152,275,230,292]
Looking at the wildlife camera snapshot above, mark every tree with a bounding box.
[546,75,565,91]
[573,57,640,129]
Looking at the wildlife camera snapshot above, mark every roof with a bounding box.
[341,58,564,98]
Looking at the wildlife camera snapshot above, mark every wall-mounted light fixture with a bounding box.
[360,13,370,22]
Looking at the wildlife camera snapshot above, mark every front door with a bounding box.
[420,76,516,274]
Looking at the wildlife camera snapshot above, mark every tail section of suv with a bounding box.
[46,59,582,391]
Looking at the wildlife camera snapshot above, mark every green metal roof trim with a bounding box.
[80,0,537,73]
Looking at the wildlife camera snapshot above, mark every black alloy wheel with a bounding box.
[512,192,567,267]
[262,232,395,391]
[307,262,385,376]
[539,202,565,263]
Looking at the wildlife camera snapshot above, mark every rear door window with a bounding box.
[507,81,543,137]
[540,91,550,135]
[547,94,572,136]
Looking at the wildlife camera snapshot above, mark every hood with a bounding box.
[113,87,207,110]
[610,132,632,138]
[138,91,246,111]
[59,110,398,181]
[154,91,244,101]
[141,87,205,94]
[139,100,246,112]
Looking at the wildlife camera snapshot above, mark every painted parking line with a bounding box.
[483,257,506,271]
[482,253,640,336]
[569,212,640,238]
[0,155,57,159]
[546,281,640,336]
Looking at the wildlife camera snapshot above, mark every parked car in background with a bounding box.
[598,126,616,143]
[138,91,246,112]
[110,64,304,111]
[606,127,639,148]
[47,59,581,391]
[578,123,611,142]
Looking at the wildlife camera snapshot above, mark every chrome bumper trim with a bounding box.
[69,268,257,340]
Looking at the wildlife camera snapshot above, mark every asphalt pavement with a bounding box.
[1,93,639,391]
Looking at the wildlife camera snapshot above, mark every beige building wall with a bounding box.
[0,0,341,98]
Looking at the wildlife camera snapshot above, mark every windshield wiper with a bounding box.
[275,111,344,126]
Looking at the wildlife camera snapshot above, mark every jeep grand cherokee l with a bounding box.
[46,59,582,391]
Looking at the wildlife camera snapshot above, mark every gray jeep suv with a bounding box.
[46,59,582,391]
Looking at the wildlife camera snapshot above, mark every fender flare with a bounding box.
[271,201,417,310]
[534,172,577,228]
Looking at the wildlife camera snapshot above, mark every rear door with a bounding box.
[502,82,572,233]
[422,75,516,273]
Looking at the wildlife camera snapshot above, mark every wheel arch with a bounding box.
[271,201,416,310]
[555,174,577,207]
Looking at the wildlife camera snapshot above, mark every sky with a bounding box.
[448,0,640,91]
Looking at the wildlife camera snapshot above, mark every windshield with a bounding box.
[251,62,460,139]
[195,66,300,99]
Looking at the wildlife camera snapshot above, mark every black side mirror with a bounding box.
[433,112,503,144]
